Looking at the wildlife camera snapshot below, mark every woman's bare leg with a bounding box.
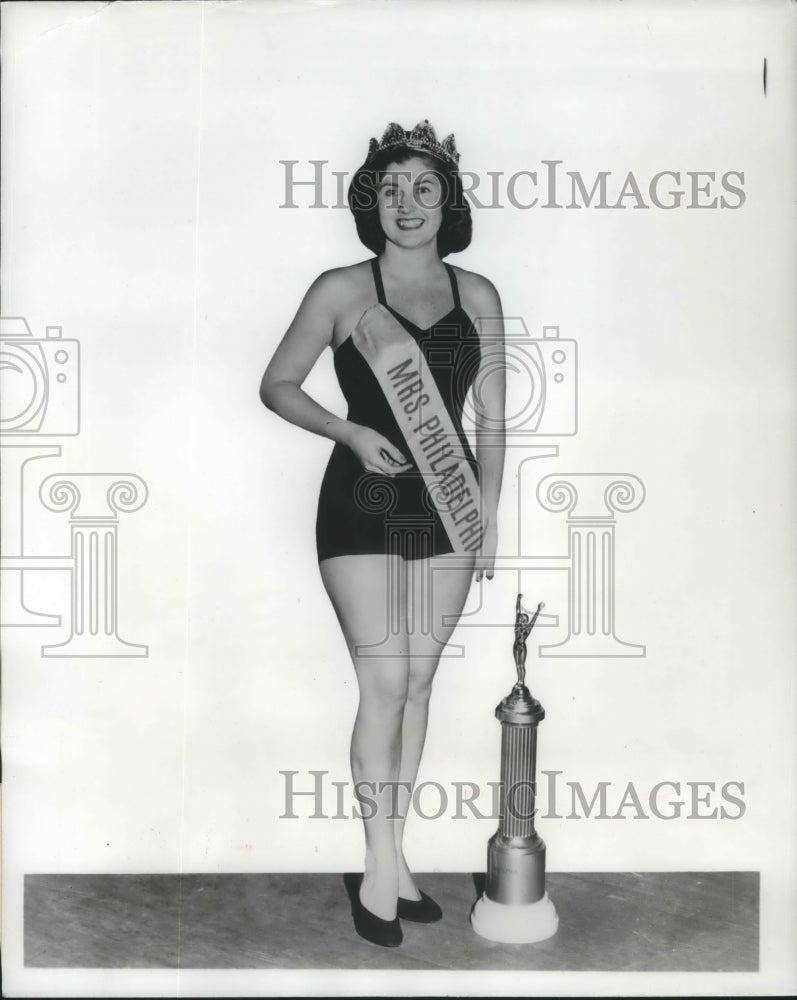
[319,553,409,920]
[394,552,475,899]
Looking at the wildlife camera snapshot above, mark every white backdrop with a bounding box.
[2,0,795,996]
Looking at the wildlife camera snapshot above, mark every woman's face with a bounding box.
[376,156,444,251]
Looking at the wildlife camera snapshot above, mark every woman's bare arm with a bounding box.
[469,276,507,526]
[259,270,354,445]
[465,274,506,581]
[260,270,412,476]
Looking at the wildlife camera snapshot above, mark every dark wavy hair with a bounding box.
[347,147,472,257]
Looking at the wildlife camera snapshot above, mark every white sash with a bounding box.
[352,304,482,555]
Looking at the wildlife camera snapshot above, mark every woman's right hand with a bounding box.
[345,425,413,476]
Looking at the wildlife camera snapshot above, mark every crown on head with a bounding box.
[365,119,460,169]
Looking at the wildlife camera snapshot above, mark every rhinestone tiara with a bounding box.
[365,119,460,169]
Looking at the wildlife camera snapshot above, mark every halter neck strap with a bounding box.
[444,263,461,309]
[371,257,387,305]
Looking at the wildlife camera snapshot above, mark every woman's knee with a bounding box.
[406,664,437,706]
[356,664,410,717]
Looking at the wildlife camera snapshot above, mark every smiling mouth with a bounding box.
[396,219,424,230]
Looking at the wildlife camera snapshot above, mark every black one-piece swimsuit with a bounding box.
[315,257,482,562]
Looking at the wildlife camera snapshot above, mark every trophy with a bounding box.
[470,595,559,943]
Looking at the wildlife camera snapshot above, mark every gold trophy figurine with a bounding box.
[470,594,559,943]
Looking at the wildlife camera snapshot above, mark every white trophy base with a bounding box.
[471,891,559,944]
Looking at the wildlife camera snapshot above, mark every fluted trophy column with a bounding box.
[471,595,558,943]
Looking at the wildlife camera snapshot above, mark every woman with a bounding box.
[260,120,506,947]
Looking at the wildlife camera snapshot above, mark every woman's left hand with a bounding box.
[475,520,498,582]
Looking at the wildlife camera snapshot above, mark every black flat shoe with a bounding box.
[397,890,443,923]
